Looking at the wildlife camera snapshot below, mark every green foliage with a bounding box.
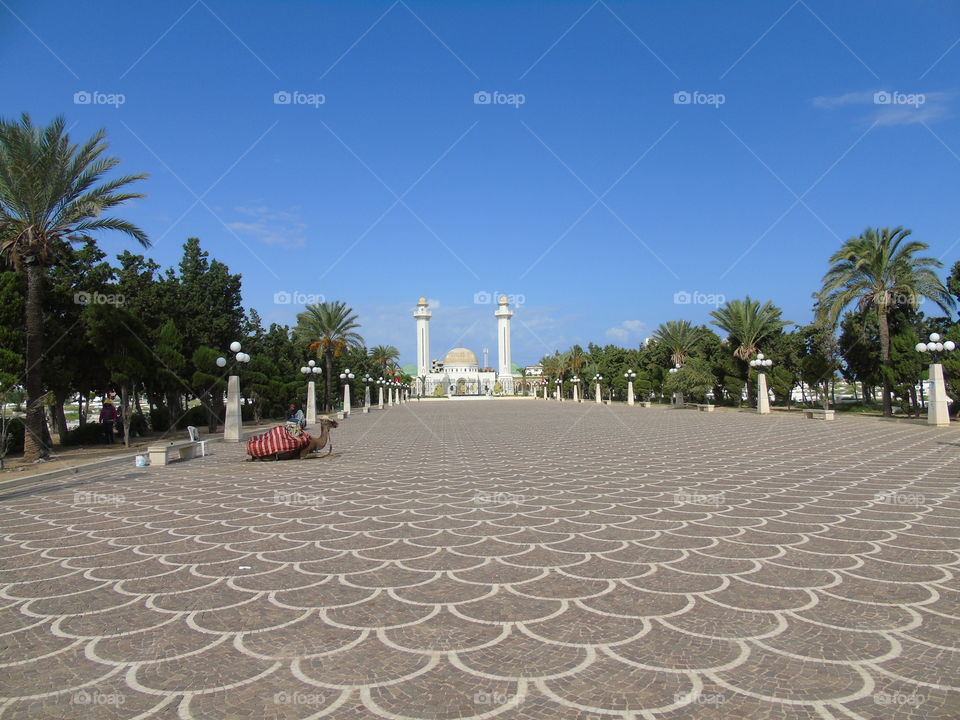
[663,357,714,402]
[710,297,789,361]
[60,422,106,446]
[652,320,701,366]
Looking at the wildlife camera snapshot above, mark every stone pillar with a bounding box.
[495,296,514,394]
[595,382,602,404]
[627,381,635,406]
[388,386,393,406]
[573,383,580,403]
[224,375,241,441]
[929,363,951,426]
[306,380,317,424]
[414,298,431,380]
[364,385,371,409]
[343,383,351,416]
[378,386,384,409]
[758,373,770,414]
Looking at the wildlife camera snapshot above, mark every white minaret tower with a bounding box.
[414,298,431,385]
[494,295,514,393]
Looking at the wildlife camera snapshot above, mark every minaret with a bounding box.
[414,297,431,380]
[494,295,514,393]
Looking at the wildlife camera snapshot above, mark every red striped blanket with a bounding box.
[246,425,311,458]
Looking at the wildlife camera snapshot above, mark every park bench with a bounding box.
[147,426,208,466]
[148,440,203,466]
[696,404,716,412]
[803,409,835,420]
[637,401,651,407]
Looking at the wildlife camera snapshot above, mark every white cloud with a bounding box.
[812,89,953,126]
[605,319,646,344]
[228,205,308,248]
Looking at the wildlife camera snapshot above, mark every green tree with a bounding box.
[710,297,789,404]
[652,320,701,367]
[663,357,714,403]
[295,301,363,410]
[370,345,400,378]
[0,114,148,459]
[817,227,954,416]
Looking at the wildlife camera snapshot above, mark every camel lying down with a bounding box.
[248,417,339,461]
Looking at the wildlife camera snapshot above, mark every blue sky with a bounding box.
[3,0,959,367]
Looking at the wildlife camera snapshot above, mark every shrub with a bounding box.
[60,422,106,446]
[175,405,210,429]
[149,407,171,432]
[130,412,148,437]
[1,417,24,455]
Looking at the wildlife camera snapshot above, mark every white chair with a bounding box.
[186,426,210,456]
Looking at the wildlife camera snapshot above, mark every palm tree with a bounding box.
[295,301,364,410]
[653,320,701,367]
[370,345,400,377]
[817,227,954,416]
[516,367,529,395]
[566,345,586,376]
[540,352,564,397]
[0,114,148,460]
[710,297,789,361]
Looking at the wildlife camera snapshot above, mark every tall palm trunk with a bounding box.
[878,307,892,416]
[23,264,47,461]
[324,351,333,411]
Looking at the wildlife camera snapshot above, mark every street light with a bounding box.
[749,353,774,415]
[362,375,373,409]
[571,375,581,402]
[554,377,562,401]
[916,333,956,426]
[667,364,681,406]
[299,360,322,424]
[624,369,637,406]
[217,342,251,441]
[376,377,386,409]
[339,368,355,415]
[592,374,603,404]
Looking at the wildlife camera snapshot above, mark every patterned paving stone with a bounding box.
[1,401,959,718]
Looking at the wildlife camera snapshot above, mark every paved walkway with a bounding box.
[0,402,958,719]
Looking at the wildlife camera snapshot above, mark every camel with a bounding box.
[249,417,339,461]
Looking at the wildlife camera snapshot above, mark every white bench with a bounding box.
[148,439,203,466]
[804,409,835,420]
[696,404,716,412]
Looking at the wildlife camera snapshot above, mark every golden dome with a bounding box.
[418,296,427,304]
[443,347,478,367]
[499,295,508,304]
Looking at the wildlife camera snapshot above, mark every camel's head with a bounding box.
[319,417,339,429]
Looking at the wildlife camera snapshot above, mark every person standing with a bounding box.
[99,399,117,444]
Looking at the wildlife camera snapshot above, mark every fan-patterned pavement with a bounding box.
[1,401,958,719]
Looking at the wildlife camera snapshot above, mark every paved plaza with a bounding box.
[0,401,958,719]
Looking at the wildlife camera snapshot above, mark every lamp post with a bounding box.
[571,375,581,403]
[593,374,603,404]
[749,353,774,415]
[917,333,956,426]
[668,364,681,406]
[624,369,636,406]
[339,368,355,415]
[362,375,373,410]
[299,360,322,424]
[217,341,251,441]
[377,378,386,409]
[553,377,562,401]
